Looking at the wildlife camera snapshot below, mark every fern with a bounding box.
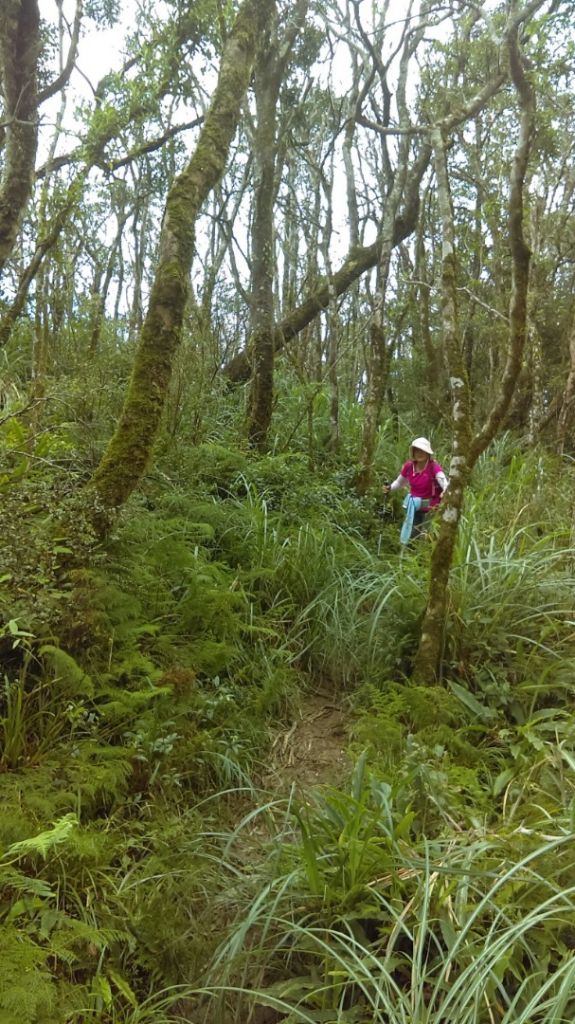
[4,814,78,862]
[0,864,54,903]
[39,645,93,696]
[0,926,57,1024]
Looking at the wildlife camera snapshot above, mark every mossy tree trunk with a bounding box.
[245,43,278,449]
[413,11,536,684]
[247,0,308,450]
[0,0,81,279]
[90,0,274,510]
[246,3,280,450]
[0,0,40,276]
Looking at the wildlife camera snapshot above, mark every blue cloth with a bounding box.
[400,495,428,544]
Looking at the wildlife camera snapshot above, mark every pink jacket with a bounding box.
[391,459,448,508]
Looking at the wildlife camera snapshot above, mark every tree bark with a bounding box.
[0,0,40,275]
[247,0,308,449]
[414,209,439,397]
[412,124,473,684]
[322,163,340,453]
[246,4,281,450]
[90,0,275,510]
[356,9,426,494]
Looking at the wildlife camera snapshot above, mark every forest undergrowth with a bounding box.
[1,388,575,1024]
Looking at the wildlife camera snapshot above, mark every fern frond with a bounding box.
[39,645,93,696]
[4,813,78,862]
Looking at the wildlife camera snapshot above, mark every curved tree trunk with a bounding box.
[90,0,274,510]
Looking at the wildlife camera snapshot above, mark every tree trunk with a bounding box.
[413,11,536,683]
[414,212,439,398]
[280,157,299,315]
[412,125,473,684]
[88,212,129,355]
[90,0,275,510]
[0,0,40,276]
[462,121,485,389]
[557,308,575,454]
[246,4,281,450]
[0,170,88,348]
[322,180,340,454]
[247,0,308,449]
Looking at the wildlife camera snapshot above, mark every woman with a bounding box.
[383,437,448,543]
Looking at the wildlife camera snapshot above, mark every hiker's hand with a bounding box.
[382,483,391,494]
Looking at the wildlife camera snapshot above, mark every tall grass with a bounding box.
[199,762,575,1024]
[282,444,575,688]
[292,550,426,683]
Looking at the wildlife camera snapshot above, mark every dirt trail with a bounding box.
[263,690,350,792]
[176,692,351,1023]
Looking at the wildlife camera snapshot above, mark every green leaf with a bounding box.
[448,681,497,723]
[6,620,34,638]
[92,974,113,1009]
[492,766,517,796]
[107,966,138,1008]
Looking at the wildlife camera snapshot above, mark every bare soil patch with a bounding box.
[263,690,350,792]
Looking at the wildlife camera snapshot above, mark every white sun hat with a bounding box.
[410,436,434,455]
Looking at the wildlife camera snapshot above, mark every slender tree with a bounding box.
[413,3,538,683]
[247,0,308,449]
